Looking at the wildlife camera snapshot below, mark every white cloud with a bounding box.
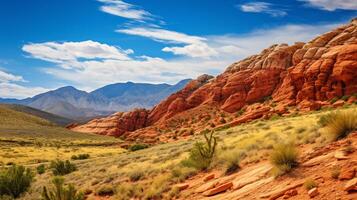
[117,27,206,44]
[98,0,153,21]
[0,82,49,99]
[22,40,133,68]
[239,2,287,17]
[300,0,357,11]
[0,70,49,99]
[0,70,25,83]
[117,27,218,58]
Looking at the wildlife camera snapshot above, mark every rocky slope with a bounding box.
[71,19,357,142]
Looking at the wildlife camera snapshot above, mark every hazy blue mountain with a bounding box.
[0,79,191,120]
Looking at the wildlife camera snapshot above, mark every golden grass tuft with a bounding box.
[323,110,357,141]
[270,143,298,176]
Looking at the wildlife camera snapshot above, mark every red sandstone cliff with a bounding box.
[71,19,357,142]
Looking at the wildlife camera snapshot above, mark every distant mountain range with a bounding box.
[0,79,191,121]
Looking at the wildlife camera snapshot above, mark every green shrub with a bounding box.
[236,109,245,117]
[42,176,84,200]
[96,185,114,196]
[37,164,46,174]
[303,178,317,190]
[270,143,298,176]
[71,154,90,160]
[330,97,339,103]
[324,110,357,141]
[129,144,148,151]
[0,165,34,198]
[182,130,217,170]
[50,160,76,176]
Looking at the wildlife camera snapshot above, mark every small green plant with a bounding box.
[71,154,90,160]
[50,160,77,176]
[236,109,245,117]
[270,143,298,176]
[37,164,46,174]
[341,95,349,101]
[0,165,34,198]
[42,176,84,200]
[324,110,357,141]
[330,97,339,103]
[129,144,148,151]
[182,130,217,170]
[303,178,317,190]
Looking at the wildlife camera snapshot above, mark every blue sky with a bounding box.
[0,0,356,98]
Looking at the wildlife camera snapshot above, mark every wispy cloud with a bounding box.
[299,0,357,11]
[98,0,153,21]
[239,2,287,17]
[117,27,218,58]
[0,69,49,98]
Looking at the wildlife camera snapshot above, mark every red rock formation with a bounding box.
[71,19,357,140]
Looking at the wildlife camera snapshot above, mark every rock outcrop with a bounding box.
[71,19,357,141]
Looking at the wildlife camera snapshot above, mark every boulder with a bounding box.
[203,173,215,182]
[344,178,357,192]
[203,182,233,196]
[308,188,319,198]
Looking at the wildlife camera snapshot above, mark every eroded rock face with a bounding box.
[71,19,357,139]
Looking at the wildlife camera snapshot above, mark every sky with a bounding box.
[0,0,356,98]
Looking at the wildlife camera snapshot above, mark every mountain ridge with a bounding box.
[0,79,191,120]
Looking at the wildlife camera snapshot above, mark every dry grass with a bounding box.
[322,109,357,141]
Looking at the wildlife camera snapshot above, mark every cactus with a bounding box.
[42,177,84,200]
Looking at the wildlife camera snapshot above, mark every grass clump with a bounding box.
[270,143,298,176]
[96,185,114,196]
[0,165,34,198]
[144,174,171,200]
[323,110,357,141]
[42,176,84,200]
[50,160,77,176]
[303,178,317,190]
[37,164,46,174]
[129,144,149,151]
[115,182,143,200]
[71,154,90,160]
[330,165,341,179]
[219,149,246,175]
[182,130,217,170]
[129,171,144,182]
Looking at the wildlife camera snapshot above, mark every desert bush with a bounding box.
[0,165,34,198]
[219,149,246,175]
[171,166,197,182]
[182,130,217,170]
[115,182,143,200]
[95,185,114,196]
[144,174,171,200]
[323,110,357,141]
[330,165,341,179]
[37,164,46,174]
[303,178,317,190]
[129,171,144,182]
[318,112,338,127]
[42,176,84,200]
[71,154,90,160]
[270,143,298,176]
[129,144,148,151]
[50,160,76,176]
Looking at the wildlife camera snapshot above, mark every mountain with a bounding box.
[0,79,191,120]
[0,104,73,126]
[72,18,357,142]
